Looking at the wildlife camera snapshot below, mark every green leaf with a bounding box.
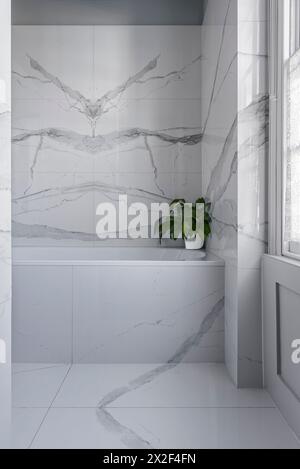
[204,224,211,237]
[170,199,185,207]
[158,195,213,242]
[195,197,205,205]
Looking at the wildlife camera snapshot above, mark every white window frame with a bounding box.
[269,0,300,261]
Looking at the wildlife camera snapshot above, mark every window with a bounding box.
[283,0,300,257]
[270,0,300,259]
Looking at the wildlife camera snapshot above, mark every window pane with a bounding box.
[284,0,300,255]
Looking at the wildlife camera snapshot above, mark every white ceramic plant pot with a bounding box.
[184,234,204,250]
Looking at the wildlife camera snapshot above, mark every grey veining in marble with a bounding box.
[12,27,203,244]
[201,0,268,387]
[202,0,232,134]
[98,297,224,407]
[12,221,99,242]
[96,298,224,447]
[13,127,203,154]
[96,409,153,449]
[25,53,202,130]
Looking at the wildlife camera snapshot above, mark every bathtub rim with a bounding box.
[12,247,225,267]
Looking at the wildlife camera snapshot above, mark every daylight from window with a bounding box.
[284,0,300,254]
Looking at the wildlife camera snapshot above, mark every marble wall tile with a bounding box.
[237,2,268,387]
[202,0,237,26]
[201,1,238,385]
[237,267,263,387]
[0,0,11,449]
[12,27,94,101]
[201,0,268,387]
[238,0,268,23]
[224,262,238,384]
[12,26,203,245]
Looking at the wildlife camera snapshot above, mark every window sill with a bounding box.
[265,253,300,269]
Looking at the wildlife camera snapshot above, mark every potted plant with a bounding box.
[157,198,212,250]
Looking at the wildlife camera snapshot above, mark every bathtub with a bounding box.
[12,248,225,364]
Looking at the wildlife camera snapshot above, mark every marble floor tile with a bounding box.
[13,364,70,408]
[12,364,299,450]
[12,408,48,449]
[53,364,275,409]
[31,407,300,450]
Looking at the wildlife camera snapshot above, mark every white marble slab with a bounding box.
[201,0,269,388]
[12,251,224,364]
[11,362,299,450]
[53,364,274,409]
[238,0,268,22]
[73,265,224,363]
[202,0,237,26]
[236,2,268,387]
[13,364,70,408]
[31,407,300,449]
[12,408,48,449]
[12,26,203,245]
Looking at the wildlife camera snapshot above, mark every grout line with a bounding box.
[48,406,277,410]
[27,409,50,449]
[28,364,72,449]
[13,406,50,409]
[49,364,73,408]
[12,364,68,375]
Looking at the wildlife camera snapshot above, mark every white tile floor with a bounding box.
[12,363,300,449]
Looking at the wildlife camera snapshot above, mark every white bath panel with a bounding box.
[13,266,73,363]
[73,264,225,364]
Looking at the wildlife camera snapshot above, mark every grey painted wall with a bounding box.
[12,0,206,25]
